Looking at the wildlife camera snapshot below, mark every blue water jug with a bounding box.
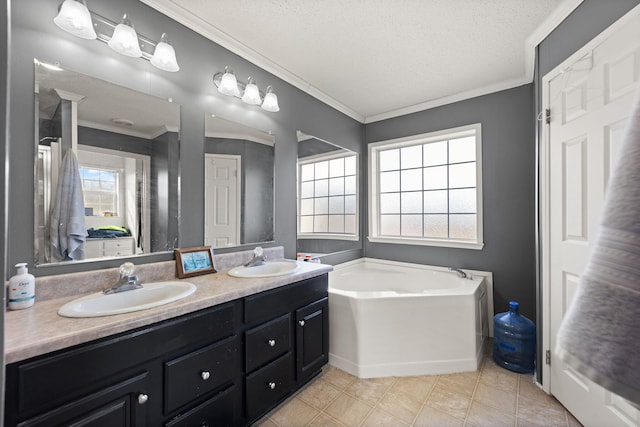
[493,301,536,373]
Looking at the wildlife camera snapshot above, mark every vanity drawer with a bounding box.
[164,336,238,414]
[245,352,292,421]
[165,384,236,427]
[245,313,291,372]
[103,239,134,251]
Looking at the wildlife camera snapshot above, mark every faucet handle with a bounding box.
[119,262,135,277]
[254,247,264,257]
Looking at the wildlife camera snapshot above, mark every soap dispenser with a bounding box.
[8,263,35,310]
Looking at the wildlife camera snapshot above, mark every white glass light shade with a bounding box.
[241,78,262,105]
[108,14,142,58]
[53,0,97,40]
[261,86,280,112]
[218,67,240,97]
[150,33,180,72]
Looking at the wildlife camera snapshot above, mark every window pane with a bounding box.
[401,168,422,192]
[345,155,357,175]
[314,215,328,232]
[424,190,448,213]
[300,164,314,181]
[315,179,329,197]
[315,161,329,180]
[423,140,447,166]
[345,215,356,234]
[328,215,344,233]
[401,145,422,169]
[401,191,422,213]
[344,176,356,194]
[329,158,344,177]
[101,181,115,191]
[380,171,400,193]
[380,193,399,214]
[401,214,422,237]
[300,198,314,215]
[301,181,314,198]
[329,196,344,214]
[424,214,448,238]
[300,216,313,233]
[315,197,328,215]
[100,171,115,182]
[450,214,477,239]
[449,162,476,188]
[423,165,447,190]
[380,215,400,236]
[449,188,476,213]
[449,136,476,163]
[379,149,399,171]
[345,195,356,214]
[329,177,344,196]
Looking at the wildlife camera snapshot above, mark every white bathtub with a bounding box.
[328,258,492,378]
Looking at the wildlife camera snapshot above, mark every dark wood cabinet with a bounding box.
[4,273,329,427]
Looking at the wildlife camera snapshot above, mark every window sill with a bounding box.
[297,233,359,241]
[367,236,484,250]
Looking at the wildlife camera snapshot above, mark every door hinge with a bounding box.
[545,350,551,365]
[545,108,551,124]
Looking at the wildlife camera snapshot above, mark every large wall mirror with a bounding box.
[296,131,361,256]
[34,60,180,265]
[204,114,275,249]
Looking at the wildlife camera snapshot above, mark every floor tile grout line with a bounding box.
[409,374,441,426]
[462,362,484,426]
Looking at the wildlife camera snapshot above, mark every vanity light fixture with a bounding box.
[261,86,280,112]
[53,0,97,40]
[52,2,180,72]
[108,14,142,58]
[150,33,180,72]
[213,67,281,112]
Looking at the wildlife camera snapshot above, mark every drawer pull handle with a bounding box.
[268,339,276,347]
[299,320,305,327]
[268,381,276,390]
[137,394,149,405]
[201,371,211,380]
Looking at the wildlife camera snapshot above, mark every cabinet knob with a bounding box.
[137,394,149,405]
[268,339,276,347]
[268,381,276,390]
[299,320,305,327]
[201,371,211,380]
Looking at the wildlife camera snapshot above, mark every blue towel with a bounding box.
[557,95,640,405]
[50,149,87,261]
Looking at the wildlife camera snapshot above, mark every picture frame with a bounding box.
[174,246,217,278]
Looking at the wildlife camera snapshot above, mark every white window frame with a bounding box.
[297,150,359,241]
[368,123,484,250]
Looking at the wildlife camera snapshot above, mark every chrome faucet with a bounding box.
[448,267,467,279]
[104,262,143,294]
[244,247,266,267]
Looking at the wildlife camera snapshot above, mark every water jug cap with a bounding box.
[509,301,519,313]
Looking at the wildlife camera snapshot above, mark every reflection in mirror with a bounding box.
[296,131,360,257]
[204,115,275,249]
[34,60,180,265]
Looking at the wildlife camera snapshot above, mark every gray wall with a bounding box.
[364,84,536,319]
[8,0,362,277]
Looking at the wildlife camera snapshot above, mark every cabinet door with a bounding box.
[295,297,329,384]
[17,372,149,427]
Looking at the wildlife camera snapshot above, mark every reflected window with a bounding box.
[80,166,119,216]
[298,152,358,239]
[369,123,484,250]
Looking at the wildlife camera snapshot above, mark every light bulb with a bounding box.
[150,33,180,72]
[108,14,142,58]
[241,77,262,105]
[218,67,240,97]
[53,0,96,40]
[261,86,280,112]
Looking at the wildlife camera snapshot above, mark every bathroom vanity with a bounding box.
[4,262,330,426]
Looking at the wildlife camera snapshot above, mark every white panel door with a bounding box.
[545,8,640,426]
[204,154,241,248]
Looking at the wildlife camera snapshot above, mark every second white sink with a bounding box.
[228,260,299,278]
[58,281,197,318]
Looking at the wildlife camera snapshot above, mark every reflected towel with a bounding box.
[557,95,640,405]
[50,149,87,261]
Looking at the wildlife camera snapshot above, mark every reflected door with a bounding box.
[205,154,241,247]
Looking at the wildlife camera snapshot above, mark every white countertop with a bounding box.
[4,261,332,364]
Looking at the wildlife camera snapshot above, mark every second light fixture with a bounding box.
[214,67,280,112]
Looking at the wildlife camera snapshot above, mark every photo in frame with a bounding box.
[174,246,216,278]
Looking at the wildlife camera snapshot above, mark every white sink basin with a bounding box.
[228,260,299,278]
[58,281,197,318]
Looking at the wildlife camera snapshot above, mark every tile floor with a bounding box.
[255,347,582,427]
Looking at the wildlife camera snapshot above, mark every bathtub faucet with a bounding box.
[448,267,467,279]
[244,247,266,267]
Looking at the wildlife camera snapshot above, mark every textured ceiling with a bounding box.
[142,0,580,123]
